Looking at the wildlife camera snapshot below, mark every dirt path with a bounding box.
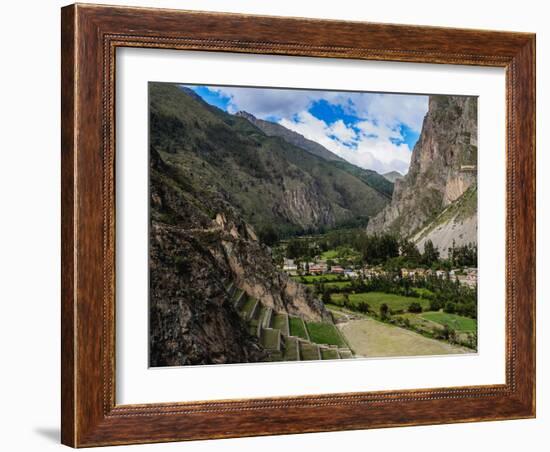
[338,317,472,358]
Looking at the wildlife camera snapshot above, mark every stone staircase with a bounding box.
[228,284,354,362]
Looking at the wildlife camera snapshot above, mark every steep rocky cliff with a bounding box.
[367,95,478,255]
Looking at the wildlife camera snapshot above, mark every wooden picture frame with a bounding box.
[61,3,535,447]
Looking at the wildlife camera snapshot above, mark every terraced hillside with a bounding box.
[228,283,354,362]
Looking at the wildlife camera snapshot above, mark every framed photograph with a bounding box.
[61,3,536,447]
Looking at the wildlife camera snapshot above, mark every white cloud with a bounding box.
[337,93,429,133]
[213,87,427,130]
[205,86,428,174]
[280,112,412,174]
[328,120,356,145]
[211,87,316,119]
[355,119,401,141]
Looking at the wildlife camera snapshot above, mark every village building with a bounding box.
[344,269,358,278]
[330,265,345,274]
[401,268,426,280]
[309,263,326,275]
[282,258,298,275]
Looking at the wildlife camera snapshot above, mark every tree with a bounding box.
[444,301,456,314]
[408,302,423,313]
[286,238,315,260]
[321,291,332,305]
[422,240,440,266]
[400,239,421,266]
[342,292,350,308]
[448,241,478,267]
[258,225,279,246]
[313,281,322,296]
[361,233,399,265]
[429,298,443,312]
[379,303,390,320]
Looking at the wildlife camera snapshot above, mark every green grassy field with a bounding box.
[332,292,430,313]
[412,287,434,298]
[320,247,361,261]
[320,249,339,260]
[420,312,477,332]
[338,317,471,357]
[305,321,347,347]
[292,274,344,283]
[289,316,309,339]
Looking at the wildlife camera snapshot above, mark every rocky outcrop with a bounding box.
[275,184,336,230]
[213,213,330,321]
[367,95,478,251]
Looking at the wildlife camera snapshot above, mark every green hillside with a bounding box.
[329,160,394,198]
[150,83,389,240]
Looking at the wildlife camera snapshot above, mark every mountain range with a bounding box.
[149,84,477,365]
[151,84,392,240]
[149,83,392,365]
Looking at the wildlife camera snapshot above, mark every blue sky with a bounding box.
[183,85,429,174]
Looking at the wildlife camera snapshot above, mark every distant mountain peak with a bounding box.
[382,171,404,183]
[178,86,205,102]
[235,110,257,121]
[234,110,346,163]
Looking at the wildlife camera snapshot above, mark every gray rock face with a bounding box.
[367,95,478,248]
[235,110,346,162]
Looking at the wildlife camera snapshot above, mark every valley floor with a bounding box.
[335,313,473,358]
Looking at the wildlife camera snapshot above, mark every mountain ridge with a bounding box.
[235,110,346,163]
[151,83,390,238]
[234,110,394,198]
